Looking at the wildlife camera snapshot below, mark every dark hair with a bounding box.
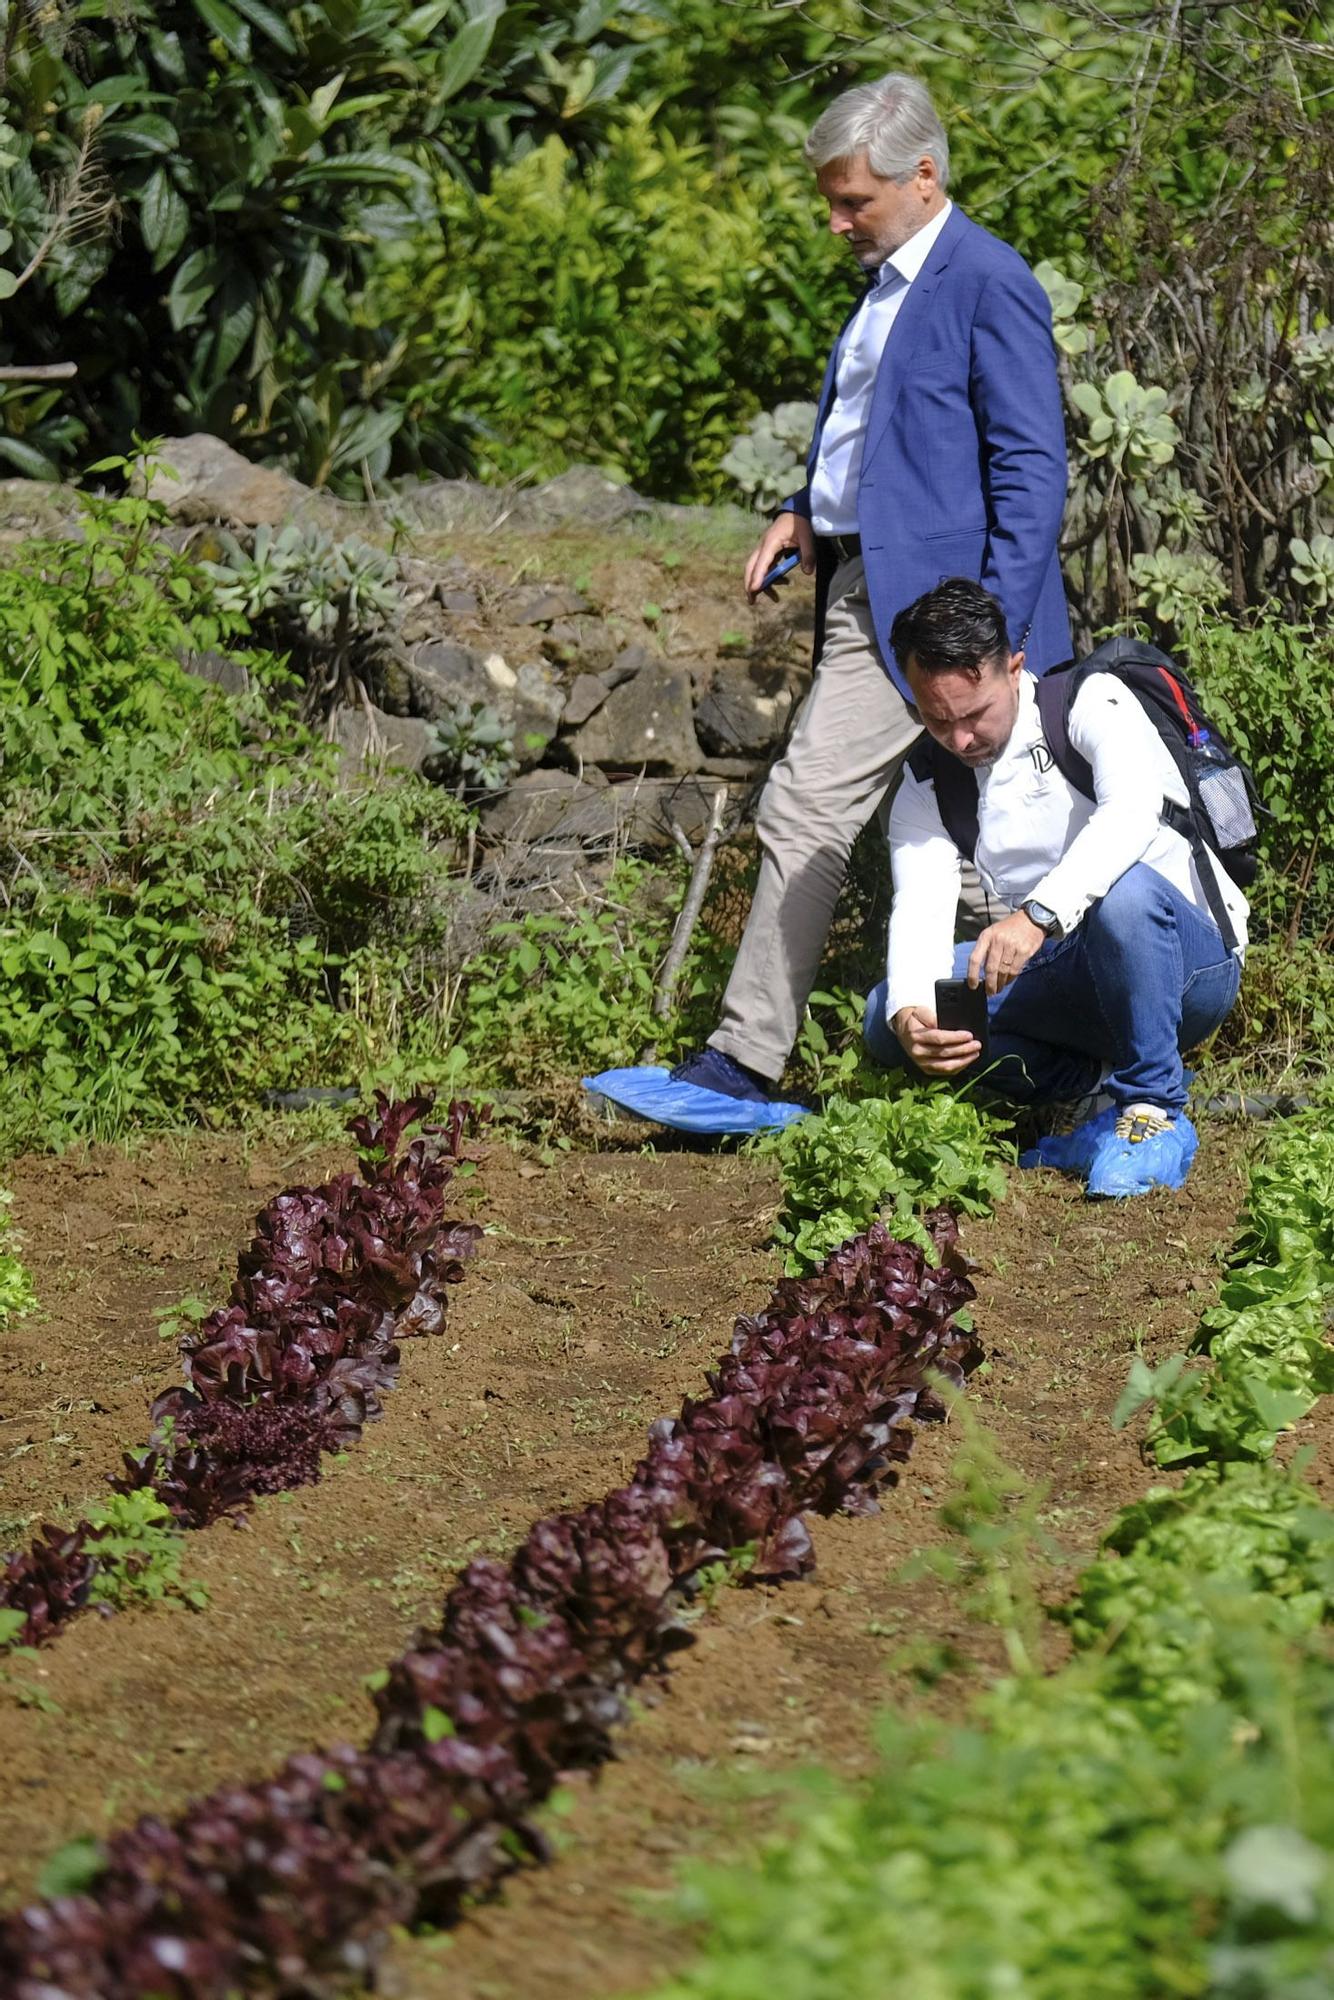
[889,577,1010,676]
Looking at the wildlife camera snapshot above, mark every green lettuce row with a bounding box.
[1118,1109,1334,1463]
[636,1104,1334,2000]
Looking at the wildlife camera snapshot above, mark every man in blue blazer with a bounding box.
[589,73,1070,1133]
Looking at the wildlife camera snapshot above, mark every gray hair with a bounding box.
[804,73,950,189]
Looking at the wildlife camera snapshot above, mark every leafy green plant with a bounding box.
[1114,1111,1334,1464]
[85,1490,208,1615]
[1064,1461,1334,1716]
[203,521,400,709]
[1129,545,1225,626]
[455,858,701,1085]
[754,1086,1011,1275]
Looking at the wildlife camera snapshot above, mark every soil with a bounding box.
[0,1114,1311,2000]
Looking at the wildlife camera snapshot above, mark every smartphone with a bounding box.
[759,551,801,592]
[934,977,989,1059]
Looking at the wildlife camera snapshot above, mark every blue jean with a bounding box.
[864,863,1242,1112]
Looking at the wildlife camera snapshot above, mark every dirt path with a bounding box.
[0,1119,1263,1985]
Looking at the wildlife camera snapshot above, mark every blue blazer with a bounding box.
[789,206,1072,699]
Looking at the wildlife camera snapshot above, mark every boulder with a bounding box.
[504,582,590,626]
[480,768,608,844]
[138,434,324,528]
[542,615,620,672]
[329,705,436,777]
[561,672,613,729]
[482,773,729,853]
[563,663,702,773]
[406,641,507,720]
[180,648,252,697]
[511,661,566,769]
[694,664,796,757]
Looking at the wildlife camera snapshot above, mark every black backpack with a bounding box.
[906,636,1261,954]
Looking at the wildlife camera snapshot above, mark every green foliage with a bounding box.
[85,1489,208,1614]
[643,1452,1334,2000]
[755,1087,1011,1275]
[1064,1462,1334,1717]
[453,858,698,1086]
[371,116,844,500]
[1069,370,1179,478]
[1116,1110,1334,1465]
[0,489,469,1146]
[203,523,398,643]
[1189,619,1334,964]
[0,0,666,484]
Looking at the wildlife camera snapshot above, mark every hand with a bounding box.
[967,909,1046,997]
[744,512,816,603]
[891,1006,981,1077]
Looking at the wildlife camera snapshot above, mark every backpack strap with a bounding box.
[907,736,979,860]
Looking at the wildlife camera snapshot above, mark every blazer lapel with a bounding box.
[860,205,969,474]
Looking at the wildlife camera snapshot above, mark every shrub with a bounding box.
[371,116,847,502]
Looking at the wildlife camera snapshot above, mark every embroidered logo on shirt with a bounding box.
[1029,744,1054,774]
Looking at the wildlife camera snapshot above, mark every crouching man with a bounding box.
[863,577,1247,1198]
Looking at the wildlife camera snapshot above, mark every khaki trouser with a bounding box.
[709,557,994,1083]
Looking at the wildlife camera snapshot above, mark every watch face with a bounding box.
[1026,901,1057,932]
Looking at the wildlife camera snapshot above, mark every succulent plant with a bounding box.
[430,699,518,794]
[1070,370,1180,478]
[1129,546,1226,625]
[721,400,818,511]
[1034,260,1091,357]
[1289,532,1334,607]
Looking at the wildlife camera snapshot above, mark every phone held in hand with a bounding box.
[759,551,801,592]
[934,977,989,1060]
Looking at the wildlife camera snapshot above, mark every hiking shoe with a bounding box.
[1019,1102,1117,1177]
[668,1048,773,1103]
[1085,1106,1198,1199]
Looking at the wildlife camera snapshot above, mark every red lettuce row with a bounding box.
[0,1096,482,1649]
[0,1215,980,1998]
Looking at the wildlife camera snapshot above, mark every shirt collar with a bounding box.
[871,198,954,292]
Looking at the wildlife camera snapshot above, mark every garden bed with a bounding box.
[0,1119,1256,1973]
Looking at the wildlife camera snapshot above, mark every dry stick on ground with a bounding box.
[0,363,77,382]
[642,785,729,1062]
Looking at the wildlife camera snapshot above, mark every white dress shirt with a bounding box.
[885,671,1249,1019]
[808,200,954,536]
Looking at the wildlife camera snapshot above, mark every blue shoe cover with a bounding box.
[1085,1113,1198,1199]
[582,1066,807,1136]
[1019,1104,1118,1176]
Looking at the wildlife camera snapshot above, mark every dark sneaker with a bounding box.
[1085,1107,1198,1198]
[668,1048,773,1103]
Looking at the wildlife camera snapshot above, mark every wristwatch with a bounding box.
[1021,897,1063,938]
